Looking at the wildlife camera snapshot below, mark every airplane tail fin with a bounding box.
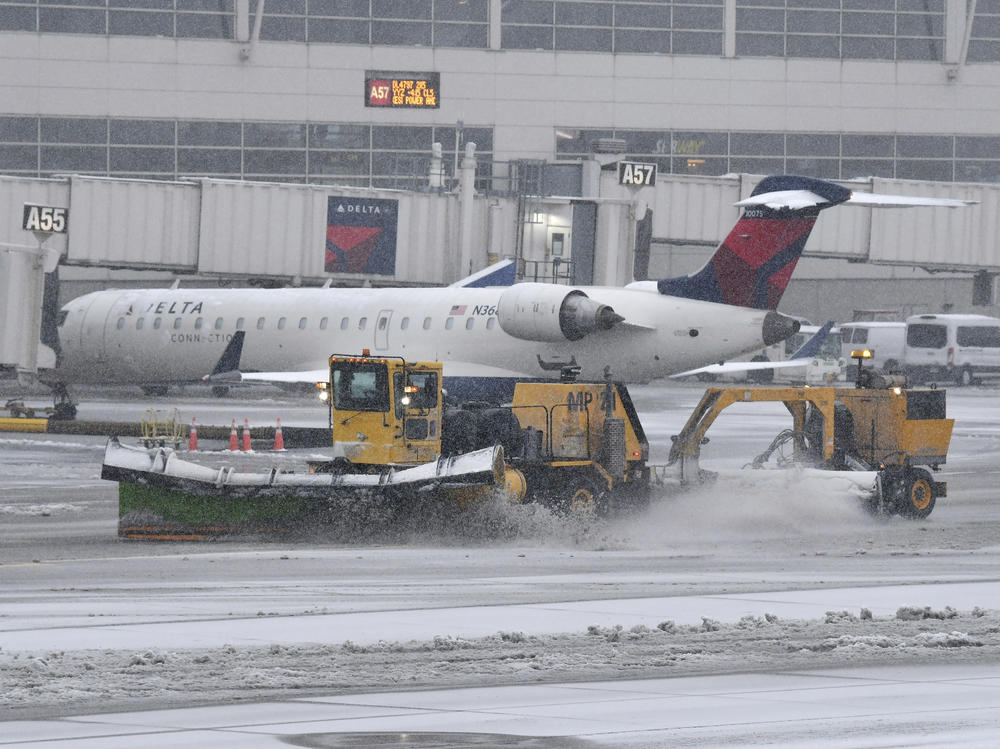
[653,175,853,310]
[203,330,245,382]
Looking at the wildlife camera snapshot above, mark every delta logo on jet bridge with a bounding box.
[326,196,399,276]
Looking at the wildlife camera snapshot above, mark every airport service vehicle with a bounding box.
[102,345,954,539]
[103,352,652,538]
[666,350,953,518]
[840,321,905,380]
[903,313,1000,386]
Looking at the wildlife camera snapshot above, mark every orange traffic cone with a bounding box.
[241,418,252,452]
[273,418,284,451]
[229,419,239,451]
[188,417,198,452]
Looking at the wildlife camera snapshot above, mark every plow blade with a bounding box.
[102,438,505,540]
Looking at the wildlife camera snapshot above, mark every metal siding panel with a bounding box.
[198,180,315,277]
[400,193,455,284]
[65,177,198,269]
[652,175,740,245]
[869,178,987,269]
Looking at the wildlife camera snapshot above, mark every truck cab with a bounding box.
[327,354,444,466]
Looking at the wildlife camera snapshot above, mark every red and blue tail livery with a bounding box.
[654,175,853,311]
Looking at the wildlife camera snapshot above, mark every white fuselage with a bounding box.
[56,286,780,385]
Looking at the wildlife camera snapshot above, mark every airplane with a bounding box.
[52,175,971,402]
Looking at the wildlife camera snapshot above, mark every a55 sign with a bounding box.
[23,203,69,234]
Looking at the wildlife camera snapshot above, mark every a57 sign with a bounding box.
[23,203,69,234]
[617,160,657,187]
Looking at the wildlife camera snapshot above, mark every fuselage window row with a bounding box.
[113,313,499,335]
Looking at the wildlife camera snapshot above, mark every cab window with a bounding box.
[332,363,389,412]
[393,370,439,418]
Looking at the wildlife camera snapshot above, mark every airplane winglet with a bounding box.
[788,321,833,359]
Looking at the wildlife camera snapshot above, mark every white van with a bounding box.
[903,313,1000,385]
[839,322,906,378]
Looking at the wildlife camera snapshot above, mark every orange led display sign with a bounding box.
[365,71,440,109]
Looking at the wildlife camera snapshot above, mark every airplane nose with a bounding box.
[762,311,801,346]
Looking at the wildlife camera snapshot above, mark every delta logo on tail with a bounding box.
[655,176,853,310]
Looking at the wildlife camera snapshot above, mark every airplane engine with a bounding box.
[497,283,623,342]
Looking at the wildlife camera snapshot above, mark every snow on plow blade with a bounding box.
[102,437,506,540]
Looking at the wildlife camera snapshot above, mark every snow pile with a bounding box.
[916,631,982,648]
[3,606,997,719]
[0,502,84,516]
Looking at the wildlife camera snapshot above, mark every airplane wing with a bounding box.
[672,357,816,378]
[672,321,834,378]
[235,368,330,385]
[449,259,516,287]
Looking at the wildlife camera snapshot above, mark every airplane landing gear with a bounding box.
[50,382,77,420]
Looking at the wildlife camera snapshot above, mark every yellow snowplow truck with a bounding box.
[312,354,650,515]
[666,351,954,518]
[104,353,651,538]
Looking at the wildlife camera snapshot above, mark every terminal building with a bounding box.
[3,0,1000,334]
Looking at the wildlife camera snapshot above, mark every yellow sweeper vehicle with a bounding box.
[103,352,651,538]
[664,350,954,518]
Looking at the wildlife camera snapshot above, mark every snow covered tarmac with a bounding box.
[2,382,1000,746]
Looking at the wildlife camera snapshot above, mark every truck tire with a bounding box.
[900,468,936,519]
[567,476,607,519]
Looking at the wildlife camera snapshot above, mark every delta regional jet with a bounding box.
[53,176,970,399]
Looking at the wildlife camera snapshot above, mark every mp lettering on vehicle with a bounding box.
[617,161,656,187]
[22,203,68,233]
[566,391,594,411]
